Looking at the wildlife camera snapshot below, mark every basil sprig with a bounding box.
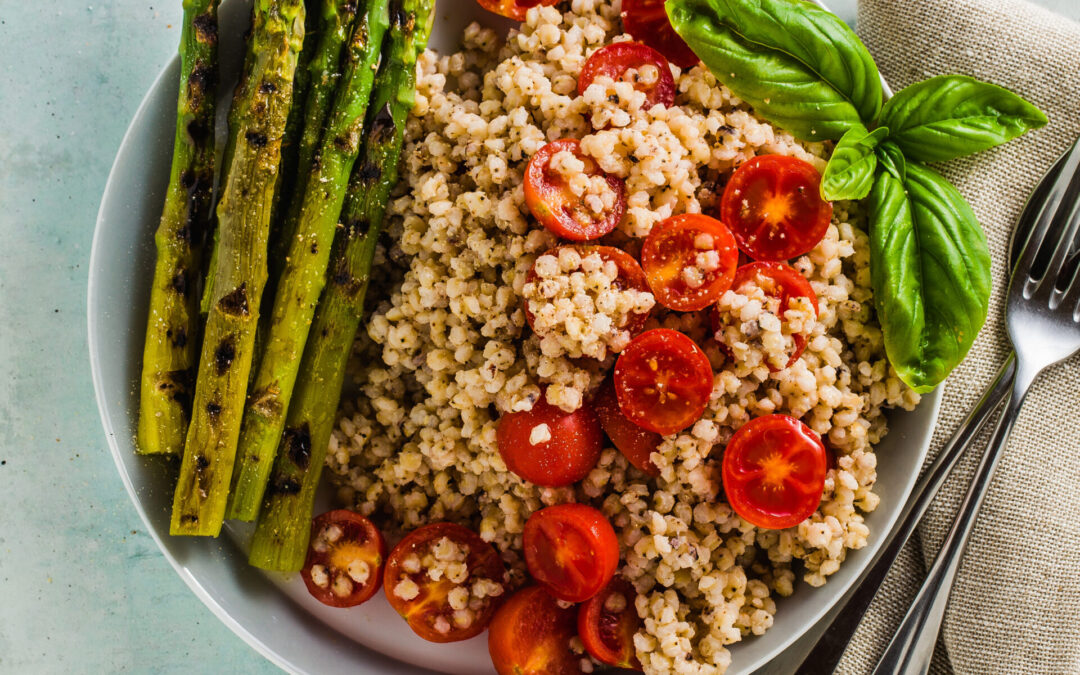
[666,0,1047,392]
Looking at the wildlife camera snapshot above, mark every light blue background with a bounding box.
[0,1,1075,673]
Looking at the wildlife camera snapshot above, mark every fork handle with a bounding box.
[792,355,1016,675]
[870,364,1035,675]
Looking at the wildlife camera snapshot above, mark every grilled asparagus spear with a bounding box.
[274,0,363,261]
[200,4,260,317]
[227,0,391,521]
[202,1,320,318]
[270,1,322,249]
[255,0,355,376]
[253,1,322,377]
[137,0,220,455]
[170,0,306,537]
[249,0,434,571]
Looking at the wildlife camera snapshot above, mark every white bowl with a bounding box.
[88,1,941,672]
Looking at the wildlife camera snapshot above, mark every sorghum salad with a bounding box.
[323,2,918,672]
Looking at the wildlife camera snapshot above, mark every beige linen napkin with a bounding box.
[834,1,1080,673]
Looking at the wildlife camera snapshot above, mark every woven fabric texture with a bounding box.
[836,0,1080,672]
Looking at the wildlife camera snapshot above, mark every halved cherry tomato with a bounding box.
[721,414,828,530]
[524,503,619,603]
[641,213,739,311]
[593,377,661,476]
[578,42,676,110]
[714,261,820,370]
[614,329,713,435]
[720,155,833,262]
[497,394,604,487]
[621,0,699,69]
[524,139,627,241]
[476,0,558,21]
[578,577,643,670]
[489,586,581,675]
[301,510,386,608]
[524,245,653,340]
[384,522,507,643]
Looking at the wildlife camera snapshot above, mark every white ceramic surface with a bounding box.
[88,1,943,673]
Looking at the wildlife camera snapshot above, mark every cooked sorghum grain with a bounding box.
[524,248,655,359]
[713,282,816,374]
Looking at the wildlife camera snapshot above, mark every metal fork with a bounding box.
[872,136,1080,675]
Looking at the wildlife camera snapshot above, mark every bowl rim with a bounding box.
[88,1,942,672]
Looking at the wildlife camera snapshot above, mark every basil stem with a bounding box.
[876,140,907,182]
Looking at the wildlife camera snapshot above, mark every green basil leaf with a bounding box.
[880,74,1048,163]
[666,0,864,141]
[669,0,883,123]
[875,140,907,182]
[821,126,888,201]
[869,162,991,393]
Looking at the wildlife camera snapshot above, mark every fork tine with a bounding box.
[1040,185,1080,307]
[1062,242,1080,319]
[1018,138,1080,298]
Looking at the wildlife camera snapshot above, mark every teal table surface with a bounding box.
[0,3,281,673]
[1,1,1076,674]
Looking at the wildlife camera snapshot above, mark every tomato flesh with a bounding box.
[594,377,661,476]
[721,414,828,530]
[489,586,581,675]
[641,213,739,311]
[524,245,653,341]
[720,155,833,262]
[525,139,627,241]
[621,0,699,69]
[523,503,619,603]
[578,42,676,110]
[578,577,643,670]
[614,329,714,435]
[383,522,507,643]
[476,0,558,21]
[497,394,604,487]
[301,510,386,608]
[713,262,819,370]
